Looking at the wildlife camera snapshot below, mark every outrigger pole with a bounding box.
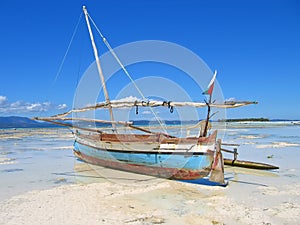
[82,6,116,130]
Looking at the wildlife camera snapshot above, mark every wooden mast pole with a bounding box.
[201,70,217,137]
[201,94,212,137]
[82,6,116,130]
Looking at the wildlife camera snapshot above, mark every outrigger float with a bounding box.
[35,6,278,185]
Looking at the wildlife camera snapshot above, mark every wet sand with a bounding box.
[0,125,300,224]
[0,161,299,225]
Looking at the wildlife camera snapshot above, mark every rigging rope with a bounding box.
[88,15,145,99]
[87,13,168,132]
[53,12,83,85]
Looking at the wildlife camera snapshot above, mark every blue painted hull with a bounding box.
[73,140,215,180]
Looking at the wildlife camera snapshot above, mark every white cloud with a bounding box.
[10,101,21,107]
[0,96,7,105]
[112,96,140,103]
[25,102,52,112]
[0,95,67,114]
[141,110,151,115]
[225,97,236,102]
[57,104,67,110]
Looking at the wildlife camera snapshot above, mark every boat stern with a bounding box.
[209,139,225,185]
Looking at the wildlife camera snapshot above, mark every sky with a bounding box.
[0,0,299,120]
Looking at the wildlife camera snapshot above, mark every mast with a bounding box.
[82,6,116,130]
[201,71,217,137]
[201,94,212,137]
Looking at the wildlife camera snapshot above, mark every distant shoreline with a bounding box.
[218,118,269,122]
[0,116,299,128]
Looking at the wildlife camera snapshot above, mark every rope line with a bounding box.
[87,13,168,132]
[88,15,145,99]
[53,12,83,85]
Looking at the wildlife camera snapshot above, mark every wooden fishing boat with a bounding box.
[73,130,218,180]
[34,6,261,184]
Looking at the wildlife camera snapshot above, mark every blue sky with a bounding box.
[0,0,299,119]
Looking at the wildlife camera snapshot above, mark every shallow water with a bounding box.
[0,124,300,202]
[0,128,76,200]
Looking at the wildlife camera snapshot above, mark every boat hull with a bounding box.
[73,132,217,180]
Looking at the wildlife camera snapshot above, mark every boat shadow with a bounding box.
[180,178,228,187]
[53,160,228,186]
[53,160,274,187]
[53,160,165,185]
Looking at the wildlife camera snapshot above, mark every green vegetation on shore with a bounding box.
[218,118,269,122]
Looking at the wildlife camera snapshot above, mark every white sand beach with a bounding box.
[0,171,299,225]
[0,125,300,225]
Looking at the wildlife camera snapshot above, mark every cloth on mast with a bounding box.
[202,70,217,95]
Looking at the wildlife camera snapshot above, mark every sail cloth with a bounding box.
[202,70,217,95]
[52,100,258,118]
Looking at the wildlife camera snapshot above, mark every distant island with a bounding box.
[0,116,59,128]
